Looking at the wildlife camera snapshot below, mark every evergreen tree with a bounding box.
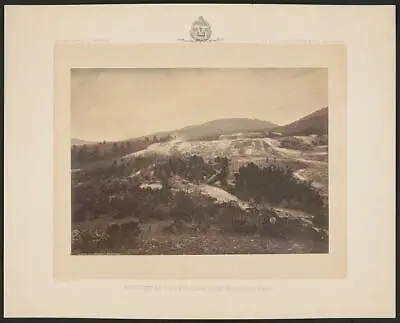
[112,142,118,154]
[93,145,100,159]
[77,146,86,162]
[219,157,229,186]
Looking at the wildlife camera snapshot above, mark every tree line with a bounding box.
[71,134,174,168]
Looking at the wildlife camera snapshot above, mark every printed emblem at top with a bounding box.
[190,16,212,42]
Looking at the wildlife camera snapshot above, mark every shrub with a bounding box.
[279,137,313,151]
[233,163,325,215]
[72,219,142,254]
[312,134,329,146]
[312,206,329,229]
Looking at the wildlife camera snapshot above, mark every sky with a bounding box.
[71,68,328,142]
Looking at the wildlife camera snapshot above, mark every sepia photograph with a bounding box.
[70,67,330,255]
[5,4,395,318]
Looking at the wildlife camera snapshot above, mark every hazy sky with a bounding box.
[71,68,328,142]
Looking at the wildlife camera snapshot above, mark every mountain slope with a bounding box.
[274,107,328,136]
[138,118,278,141]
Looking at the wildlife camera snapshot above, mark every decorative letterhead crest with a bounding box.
[190,16,212,42]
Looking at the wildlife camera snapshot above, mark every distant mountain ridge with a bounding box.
[71,109,328,145]
[176,118,278,140]
[134,118,279,141]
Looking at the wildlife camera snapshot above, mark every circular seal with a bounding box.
[190,16,212,42]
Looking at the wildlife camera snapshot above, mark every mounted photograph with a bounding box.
[6,4,395,318]
[70,67,330,255]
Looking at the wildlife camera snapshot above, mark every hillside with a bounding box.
[135,118,278,142]
[71,129,329,255]
[177,118,278,140]
[121,134,329,195]
[274,107,328,136]
[71,138,96,146]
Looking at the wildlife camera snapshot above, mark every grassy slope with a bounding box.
[71,133,329,255]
